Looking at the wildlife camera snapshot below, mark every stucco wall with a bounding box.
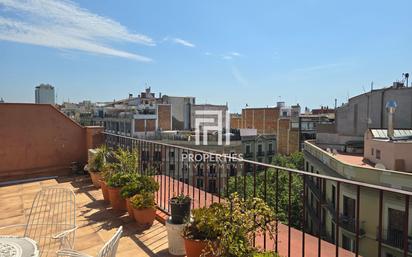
[336,87,412,138]
[0,103,103,181]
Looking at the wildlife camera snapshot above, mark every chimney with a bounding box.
[386,100,397,139]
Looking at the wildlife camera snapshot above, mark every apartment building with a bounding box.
[304,83,412,257]
[161,95,195,130]
[241,128,276,166]
[231,102,301,155]
[35,84,55,104]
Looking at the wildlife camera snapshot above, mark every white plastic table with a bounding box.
[0,236,39,257]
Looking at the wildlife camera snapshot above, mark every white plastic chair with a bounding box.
[0,187,77,257]
[56,226,123,257]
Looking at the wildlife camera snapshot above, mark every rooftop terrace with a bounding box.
[0,176,171,257]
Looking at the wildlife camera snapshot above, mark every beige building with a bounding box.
[304,132,412,257]
[364,129,412,172]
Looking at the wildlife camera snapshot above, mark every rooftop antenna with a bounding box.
[403,73,409,87]
[371,81,374,91]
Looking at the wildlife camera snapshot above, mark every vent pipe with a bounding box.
[386,100,397,139]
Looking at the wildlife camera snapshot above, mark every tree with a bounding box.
[226,152,304,228]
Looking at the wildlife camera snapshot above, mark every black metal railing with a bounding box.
[103,132,412,257]
[379,229,412,252]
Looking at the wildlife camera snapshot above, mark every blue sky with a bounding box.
[0,0,411,112]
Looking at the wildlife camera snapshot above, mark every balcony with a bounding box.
[257,151,265,157]
[379,229,412,252]
[243,152,253,158]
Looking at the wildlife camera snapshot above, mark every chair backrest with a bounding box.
[97,226,123,257]
[24,187,76,257]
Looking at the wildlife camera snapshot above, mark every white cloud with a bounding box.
[163,37,195,48]
[0,0,154,61]
[222,51,242,60]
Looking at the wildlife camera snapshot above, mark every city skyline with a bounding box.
[1,0,412,112]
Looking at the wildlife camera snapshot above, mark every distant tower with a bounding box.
[0,97,4,103]
[35,84,55,104]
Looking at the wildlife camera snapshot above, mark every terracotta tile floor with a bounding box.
[0,176,175,257]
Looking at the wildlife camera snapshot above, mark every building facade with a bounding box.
[35,84,55,104]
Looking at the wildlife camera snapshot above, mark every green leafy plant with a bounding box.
[130,192,156,209]
[89,145,108,172]
[111,147,139,174]
[183,193,277,257]
[170,193,191,204]
[120,175,159,199]
[107,172,133,188]
[213,193,277,257]
[182,203,223,241]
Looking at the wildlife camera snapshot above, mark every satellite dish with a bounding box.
[327,148,331,153]
[375,163,386,170]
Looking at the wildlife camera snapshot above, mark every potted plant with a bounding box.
[130,192,156,227]
[99,165,112,202]
[210,193,276,257]
[120,175,159,219]
[170,193,191,224]
[88,145,107,188]
[182,203,223,257]
[182,193,277,257]
[107,172,133,211]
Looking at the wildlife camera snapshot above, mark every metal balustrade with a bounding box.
[103,132,412,257]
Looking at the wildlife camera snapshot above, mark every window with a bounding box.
[343,196,355,219]
[371,148,374,156]
[331,185,336,209]
[331,222,336,243]
[310,166,314,173]
[208,180,217,193]
[376,149,381,160]
[169,164,175,171]
[196,179,203,188]
[268,143,273,153]
[246,144,251,154]
[258,144,263,154]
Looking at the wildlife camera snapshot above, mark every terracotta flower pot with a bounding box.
[133,207,156,227]
[89,171,102,188]
[99,180,110,202]
[126,198,135,220]
[107,186,127,211]
[184,238,215,257]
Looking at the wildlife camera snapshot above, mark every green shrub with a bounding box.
[183,193,277,257]
[130,192,155,209]
[107,172,133,188]
[182,203,223,241]
[120,175,159,199]
[89,145,108,172]
[111,148,139,173]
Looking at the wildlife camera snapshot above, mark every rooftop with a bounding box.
[0,176,171,257]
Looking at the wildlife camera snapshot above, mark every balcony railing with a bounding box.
[257,151,265,157]
[104,132,412,257]
[379,229,412,252]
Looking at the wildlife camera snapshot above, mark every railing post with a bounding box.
[378,190,383,257]
[404,195,409,257]
[288,170,292,257]
[335,182,340,257]
[355,185,360,257]
[302,174,306,257]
